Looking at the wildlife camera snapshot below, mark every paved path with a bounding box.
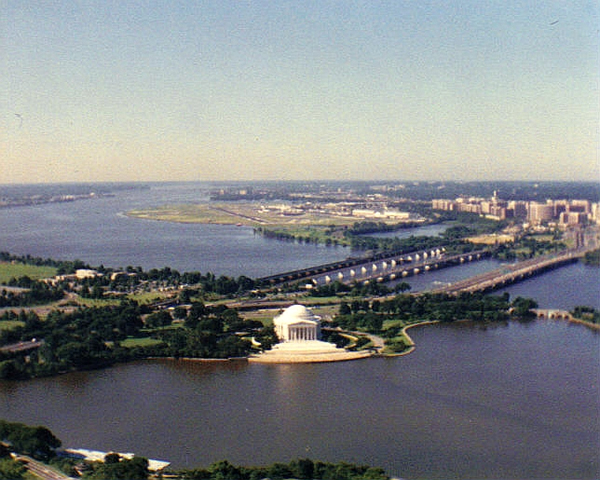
[12,455,76,480]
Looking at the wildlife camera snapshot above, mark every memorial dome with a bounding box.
[274,305,321,342]
[275,304,320,325]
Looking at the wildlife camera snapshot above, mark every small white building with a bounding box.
[273,304,321,342]
[76,269,102,279]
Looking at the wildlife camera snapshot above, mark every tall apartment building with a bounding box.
[527,202,555,223]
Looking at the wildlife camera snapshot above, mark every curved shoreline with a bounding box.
[382,320,440,357]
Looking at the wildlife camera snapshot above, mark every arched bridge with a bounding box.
[257,247,491,287]
[533,309,572,320]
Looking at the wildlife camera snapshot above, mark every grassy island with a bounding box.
[126,202,432,247]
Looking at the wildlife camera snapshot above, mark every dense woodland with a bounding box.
[0,420,61,460]
[0,300,276,380]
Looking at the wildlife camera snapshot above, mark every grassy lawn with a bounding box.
[382,319,407,329]
[0,262,57,284]
[241,310,275,326]
[0,320,25,331]
[75,298,121,308]
[127,291,173,304]
[120,337,164,348]
[74,291,172,308]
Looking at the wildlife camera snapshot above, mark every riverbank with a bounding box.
[380,320,440,357]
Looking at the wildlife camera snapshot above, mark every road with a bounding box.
[0,339,43,354]
[11,454,76,480]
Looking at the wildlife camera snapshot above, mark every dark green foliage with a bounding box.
[339,301,351,315]
[144,310,173,328]
[348,233,449,253]
[582,249,600,266]
[179,459,389,480]
[571,306,600,324]
[83,455,149,480]
[511,296,538,318]
[0,420,61,460]
[0,280,63,307]
[254,325,277,350]
[0,457,26,480]
[0,300,146,379]
[309,281,352,297]
[333,292,514,333]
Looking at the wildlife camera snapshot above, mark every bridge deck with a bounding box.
[431,249,586,295]
[257,247,490,286]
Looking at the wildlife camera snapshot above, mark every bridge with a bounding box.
[430,249,587,295]
[533,309,572,320]
[257,247,490,287]
[311,249,490,287]
[257,248,448,285]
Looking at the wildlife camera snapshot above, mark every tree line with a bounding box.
[0,420,389,480]
[333,292,538,352]
[0,420,61,460]
[0,281,63,308]
[0,300,276,380]
[178,459,389,480]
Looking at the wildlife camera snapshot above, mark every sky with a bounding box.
[1,1,598,184]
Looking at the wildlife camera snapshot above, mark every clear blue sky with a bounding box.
[1,1,598,183]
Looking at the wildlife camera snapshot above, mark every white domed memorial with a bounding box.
[249,304,372,363]
[274,304,321,342]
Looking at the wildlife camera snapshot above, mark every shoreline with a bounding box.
[566,317,600,331]
[382,320,440,357]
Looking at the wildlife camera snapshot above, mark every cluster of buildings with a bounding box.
[258,202,421,221]
[432,193,599,227]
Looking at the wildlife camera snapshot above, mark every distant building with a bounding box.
[591,203,600,224]
[559,211,588,227]
[75,269,101,279]
[432,199,455,211]
[508,201,528,218]
[351,208,412,220]
[527,202,554,223]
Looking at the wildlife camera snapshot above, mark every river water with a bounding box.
[0,183,349,278]
[0,319,597,479]
[0,182,599,479]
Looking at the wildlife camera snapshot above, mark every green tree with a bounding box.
[84,456,149,480]
[0,421,61,460]
[511,297,538,318]
[339,302,351,315]
[0,458,26,480]
[145,310,173,328]
[208,460,241,480]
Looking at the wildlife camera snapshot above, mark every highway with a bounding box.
[430,248,589,295]
[11,454,76,480]
[0,338,43,354]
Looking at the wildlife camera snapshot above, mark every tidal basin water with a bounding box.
[0,319,597,480]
